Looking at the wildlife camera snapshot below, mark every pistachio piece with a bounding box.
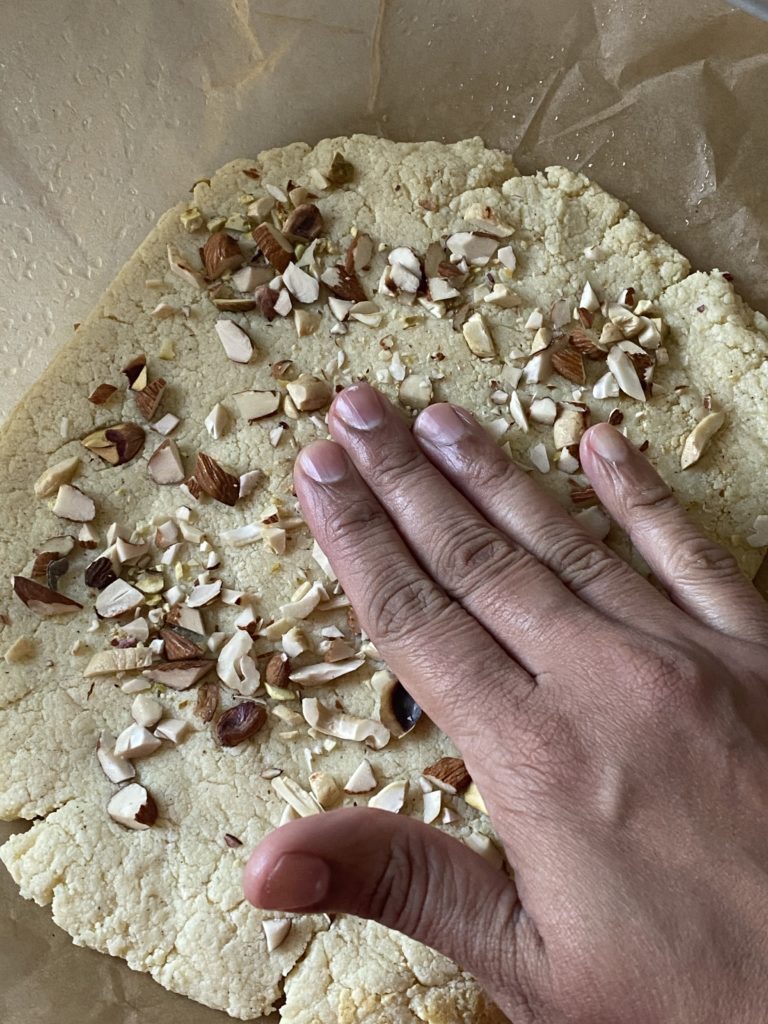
[216,700,267,747]
[12,576,82,617]
[52,484,95,522]
[34,455,80,498]
[325,151,354,185]
[82,423,145,465]
[107,782,158,829]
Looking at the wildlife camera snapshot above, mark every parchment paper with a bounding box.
[2,0,767,1021]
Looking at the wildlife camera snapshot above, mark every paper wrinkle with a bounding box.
[3,1,768,1022]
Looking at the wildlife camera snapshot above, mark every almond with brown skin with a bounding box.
[195,680,219,723]
[252,223,293,273]
[323,265,367,303]
[184,475,203,500]
[82,423,145,466]
[423,756,472,793]
[160,627,204,661]
[551,347,586,385]
[46,557,69,592]
[608,408,624,426]
[122,354,147,391]
[201,232,244,279]
[577,307,595,328]
[134,378,166,420]
[265,652,291,689]
[88,383,118,405]
[12,576,83,617]
[84,556,118,591]
[282,203,324,242]
[270,359,295,380]
[254,284,279,322]
[194,452,239,507]
[216,700,267,747]
[345,233,374,274]
[143,658,214,690]
[569,329,605,361]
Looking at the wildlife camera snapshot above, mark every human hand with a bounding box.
[244,383,768,1023]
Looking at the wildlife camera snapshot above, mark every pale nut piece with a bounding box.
[263,919,292,953]
[147,439,185,485]
[398,375,433,410]
[446,231,499,265]
[131,693,163,728]
[53,484,95,522]
[372,669,422,739]
[97,731,136,784]
[301,697,390,749]
[143,658,214,690]
[553,405,590,449]
[289,658,365,687]
[528,397,557,425]
[95,579,144,618]
[204,403,230,440]
[368,780,407,813]
[462,312,496,359]
[680,410,726,470]
[154,718,190,744]
[463,781,488,814]
[529,443,550,474]
[215,319,253,363]
[114,722,163,760]
[592,370,620,400]
[343,760,377,794]
[107,782,158,829]
[272,775,323,817]
[283,260,320,304]
[607,347,646,402]
[234,390,280,422]
[34,455,80,498]
[294,309,321,338]
[309,771,341,809]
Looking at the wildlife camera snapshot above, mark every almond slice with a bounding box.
[195,452,239,506]
[97,731,136,783]
[12,576,82,617]
[680,410,726,470]
[368,780,407,813]
[95,579,144,618]
[201,232,243,279]
[301,697,390,749]
[343,760,377,794]
[271,775,323,817]
[423,756,471,793]
[606,347,645,402]
[204,403,230,440]
[84,646,153,677]
[286,374,330,412]
[289,658,365,687]
[88,383,118,405]
[234,390,280,423]
[82,423,145,465]
[553,404,590,449]
[321,265,367,303]
[167,244,206,289]
[34,455,80,498]
[134,378,167,420]
[462,312,496,358]
[551,347,586,386]
[446,231,498,265]
[252,223,293,273]
[143,658,214,690]
[283,261,320,304]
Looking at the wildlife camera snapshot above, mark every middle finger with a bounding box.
[329,384,600,676]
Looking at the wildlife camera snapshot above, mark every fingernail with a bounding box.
[415,404,473,445]
[333,385,385,430]
[298,441,349,483]
[588,423,631,464]
[259,852,331,910]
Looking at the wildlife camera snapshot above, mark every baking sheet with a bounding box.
[2,0,767,1021]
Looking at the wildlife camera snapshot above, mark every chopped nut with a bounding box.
[286,374,331,412]
[462,312,496,359]
[321,265,367,303]
[465,832,504,869]
[531,327,552,354]
[82,423,145,466]
[569,483,599,507]
[681,410,726,470]
[195,452,239,506]
[372,669,422,738]
[483,283,519,308]
[252,223,293,272]
[53,484,95,522]
[263,919,292,953]
[160,627,204,661]
[147,439,185,485]
[114,722,162,760]
[529,443,550,473]
[396,374,432,410]
[283,261,320,304]
[95,578,144,618]
[446,231,498,265]
[4,635,36,663]
[122,353,148,391]
[509,391,528,433]
[343,760,377,794]
[265,652,291,689]
[348,300,383,327]
[272,775,323,817]
[550,298,573,329]
[551,348,586,386]
[553,404,590,449]
[88,383,118,405]
[215,700,267,747]
[34,455,80,499]
[326,150,354,185]
[525,309,544,331]
[97,731,136,784]
[529,397,557,425]
[144,658,214,690]
[302,697,390,749]
[107,782,157,830]
[289,658,365,687]
[12,576,82,617]
[154,718,190,744]
[45,556,69,592]
[592,370,620,400]
[134,378,167,420]
[345,232,375,273]
[579,280,600,312]
[569,329,605,361]
[558,448,581,473]
[294,309,321,337]
[607,347,646,402]
[131,693,163,728]
[204,403,230,440]
[201,232,244,279]
[195,680,219,722]
[234,390,281,423]
[84,646,153,676]
[309,771,341,809]
[283,203,323,242]
[215,319,253,363]
[368,780,407,813]
[423,756,471,793]
[152,413,180,436]
[463,781,488,814]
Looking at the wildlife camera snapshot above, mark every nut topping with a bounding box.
[95,578,144,618]
[143,658,214,690]
[122,354,148,390]
[462,312,496,359]
[147,439,185,485]
[201,232,244,279]
[252,223,293,273]
[12,576,83,617]
[134,378,167,420]
[282,203,324,241]
[53,484,96,522]
[286,374,331,412]
[681,410,726,470]
[551,347,586,386]
[234,390,281,423]
[215,700,267,747]
[195,680,220,722]
[82,423,145,466]
[107,783,158,830]
[372,669,422,739]
[88,383,118,405]
[215,319,253,363]
[84,556,118,591]
[195,452,240,506]
[34,455,80,498]
[423,756,471,793]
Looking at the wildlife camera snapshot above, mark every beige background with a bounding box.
[2,0,767,1021]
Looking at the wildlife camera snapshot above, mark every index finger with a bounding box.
[293,438,535,752]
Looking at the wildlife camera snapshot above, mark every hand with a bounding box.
[243,384,768,1023]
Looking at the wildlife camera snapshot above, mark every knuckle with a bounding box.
[625,479,676,517]
[667,534,741,585]
[621,644,706,715]
[363,435,423,494]
[324,494,385,542]
[431,518,519,589]
[365,824,427,937]
[366,573,446,644]
[541,531,614,590]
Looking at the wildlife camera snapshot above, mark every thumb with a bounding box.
[243,807,532,1006]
